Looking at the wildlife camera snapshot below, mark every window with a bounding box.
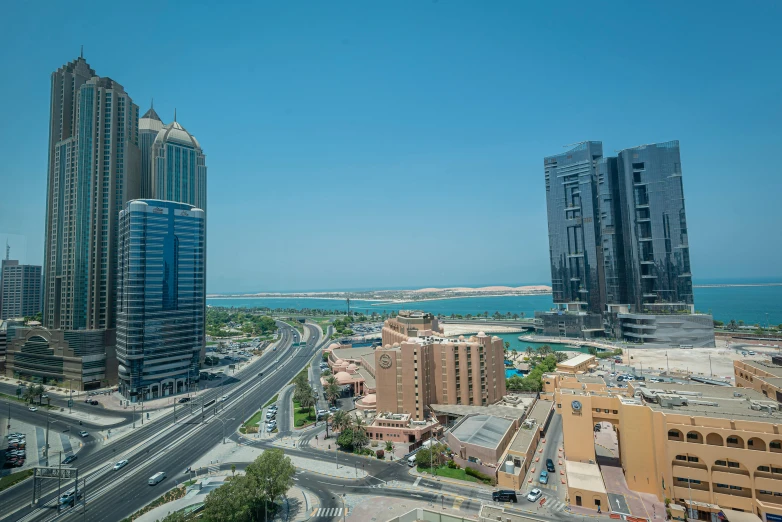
[771,442,781,450]
[613,410,618,414]
[687,432,699,440]
[715,460,727,466]
[688,456,699,462]
[728,461,739,468]
[675,455,687,461]
[758,466,770,472]
[727,437,738,444]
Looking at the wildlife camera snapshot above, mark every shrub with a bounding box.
[465,466,493,484]
[370,441,378,447]
[446,460,459,469]
[376,449,384,459]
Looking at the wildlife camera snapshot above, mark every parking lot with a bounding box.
[2,422,85,471]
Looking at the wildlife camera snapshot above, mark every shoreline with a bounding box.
[207,291,552,303]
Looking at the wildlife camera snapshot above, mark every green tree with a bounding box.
[728,320,737,331]
[298,391,315,413]
[202,475,252,522]
[337,427,354,449]
[325,383,341,405]
[588,346,598,356]
[158,510,192,522]
[352,417,369,450]
[554,351,568,363]
[245,449,295,516]
[331,410,351,432]
[231,464,236,478]
[512,313,519,320]
[385,440,394,452]
[525,347,534,359]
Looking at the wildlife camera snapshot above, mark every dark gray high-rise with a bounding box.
[542,140,709,346]
[544,141,605,314]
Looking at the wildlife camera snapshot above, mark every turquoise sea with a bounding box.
[206,284,782,326]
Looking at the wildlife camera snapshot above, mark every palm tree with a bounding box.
[22,386,36,404]
[298,393,315,415]
[331,410,351,432]
[325,383,341,405]
[353,416,369,450]
[385,440,394,452]
[525,347,534,359]
[512,313,519,320]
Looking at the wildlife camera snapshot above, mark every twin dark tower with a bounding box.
[543,141,713,346]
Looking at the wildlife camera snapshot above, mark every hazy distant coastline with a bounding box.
[693,283,782,288]
[206,285,552,303]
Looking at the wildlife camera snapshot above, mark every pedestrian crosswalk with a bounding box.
[314,507,344,518]
[545,498,567,512]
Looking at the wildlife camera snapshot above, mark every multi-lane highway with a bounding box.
[0,321,324,522]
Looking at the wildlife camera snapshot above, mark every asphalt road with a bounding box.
[0,322,324,522]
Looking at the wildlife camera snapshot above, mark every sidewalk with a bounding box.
[190,438,368,480]
[408,466,496,491]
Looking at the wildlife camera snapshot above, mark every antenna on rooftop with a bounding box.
[5,240,8,261]
[80,45,84,59]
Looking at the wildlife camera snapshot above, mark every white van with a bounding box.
[148,472,166,485]
[407,455,417,467]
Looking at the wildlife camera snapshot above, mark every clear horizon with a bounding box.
[2,2,781,293]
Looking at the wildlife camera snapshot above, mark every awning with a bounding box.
[683,499,721,513]
[720,508,762,522]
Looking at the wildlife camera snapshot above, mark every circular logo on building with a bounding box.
[571,400,582,411]
[379,353,393,369]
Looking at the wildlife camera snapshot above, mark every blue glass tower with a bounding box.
[116,200,205,401]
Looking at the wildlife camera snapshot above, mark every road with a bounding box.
[0,321,324,522]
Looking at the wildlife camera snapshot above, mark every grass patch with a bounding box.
[0,469,34,492]
[0,393,54,409]
[119,484,188,522]
[263,394,279,408]
[289,368,308,386]
[244,409,265,428]
[282,320,304,334]
[416,465,480,483]
[292,399,316,428]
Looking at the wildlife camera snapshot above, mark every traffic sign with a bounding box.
[36,466,78,479]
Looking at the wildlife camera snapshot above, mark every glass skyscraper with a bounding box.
[116,200,205,401]
[151,118,207,211]
[43,56,141,331]
[138,104,164,199]
[544,141,605,314]
[544,140,697,328]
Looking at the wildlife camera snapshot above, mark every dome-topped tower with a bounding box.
[150,111,207,211]
[138,102,165,198]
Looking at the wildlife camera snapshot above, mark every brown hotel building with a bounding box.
[374,311,506,420]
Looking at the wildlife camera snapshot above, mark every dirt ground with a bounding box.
[609,338,782,382]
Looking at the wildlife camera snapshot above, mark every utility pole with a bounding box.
[57,451,62,513]
[709,354,713,378]
[68,379,73,414]
[44,416,50,466]
[132,405,136,429]
[82,477,87,521]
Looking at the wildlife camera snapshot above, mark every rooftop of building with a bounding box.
[557,353,596,368]
[155,120,201,149]
[526,399,553,426]
[355,367,375,389]
[559,382,782,422]
[565,461,607,494]
[431,403,526,421]
[331,346,376,362]
[739,359,782,377]
[575,374,606,384]
[450,414,514,451]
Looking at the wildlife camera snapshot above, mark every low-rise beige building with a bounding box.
[551,374,782,520]
[496,399,554,489]
[735,359,782,402]
[556,353,597,374]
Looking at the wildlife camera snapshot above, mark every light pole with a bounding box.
[132,405,136,429]
[215,415,235,444]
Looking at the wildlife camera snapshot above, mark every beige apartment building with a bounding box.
[735,359,782,402]
[548,373,782,520]
[373,311,506,420]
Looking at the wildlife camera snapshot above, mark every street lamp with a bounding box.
[215,415,235,444]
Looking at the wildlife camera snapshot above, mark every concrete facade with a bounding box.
[0,260,42,320]
[556,353,597,374]
[549,373,782,520]
[375,312,506,420]
[735,360,782,403]
[5,326,114,389]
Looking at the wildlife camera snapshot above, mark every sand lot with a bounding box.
[608,338,781,382]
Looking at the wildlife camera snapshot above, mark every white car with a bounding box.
[79,430,89,437]
[526,488,543,502]
[113,459,129,470]
[28,406,37,412]
[220,396,229,402]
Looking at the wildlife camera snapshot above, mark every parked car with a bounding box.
[492,490,518,503]
[329,406,339,412]
[526,488,543,502]
[539,470,549,484]
[594,423,602,432]
[546,458,555,472]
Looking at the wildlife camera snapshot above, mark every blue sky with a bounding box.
[0,1,780,293]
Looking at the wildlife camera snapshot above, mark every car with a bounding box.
[266,411,275,420]
[89,400,99,405]
[749,351,756,356]
[28,406,37,412]
[329,406,339,412]
[267,420,277,427]
[539,470,549,484]
[266,424,275,433]
[526,488,543,502]
[178,397,191,404]
[7,433,24,438]
[546,458,555,472]
[59,490,81,506]
[492,490,518,503]
[258,372,264,377]
[317,409,328,416]
[79,431,89,437]
[616,376,624,382]
[220,396,229,402]
[269,404,278,411]
[63,455,77,464]
[594,423,602,432]
[113,459,129,470]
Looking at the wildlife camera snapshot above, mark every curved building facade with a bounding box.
[116,200,205,401]
[151,120,207,211]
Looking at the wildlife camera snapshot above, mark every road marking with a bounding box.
[413,477,421,487]
[315,507,343,517]
[453,496,465,509]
